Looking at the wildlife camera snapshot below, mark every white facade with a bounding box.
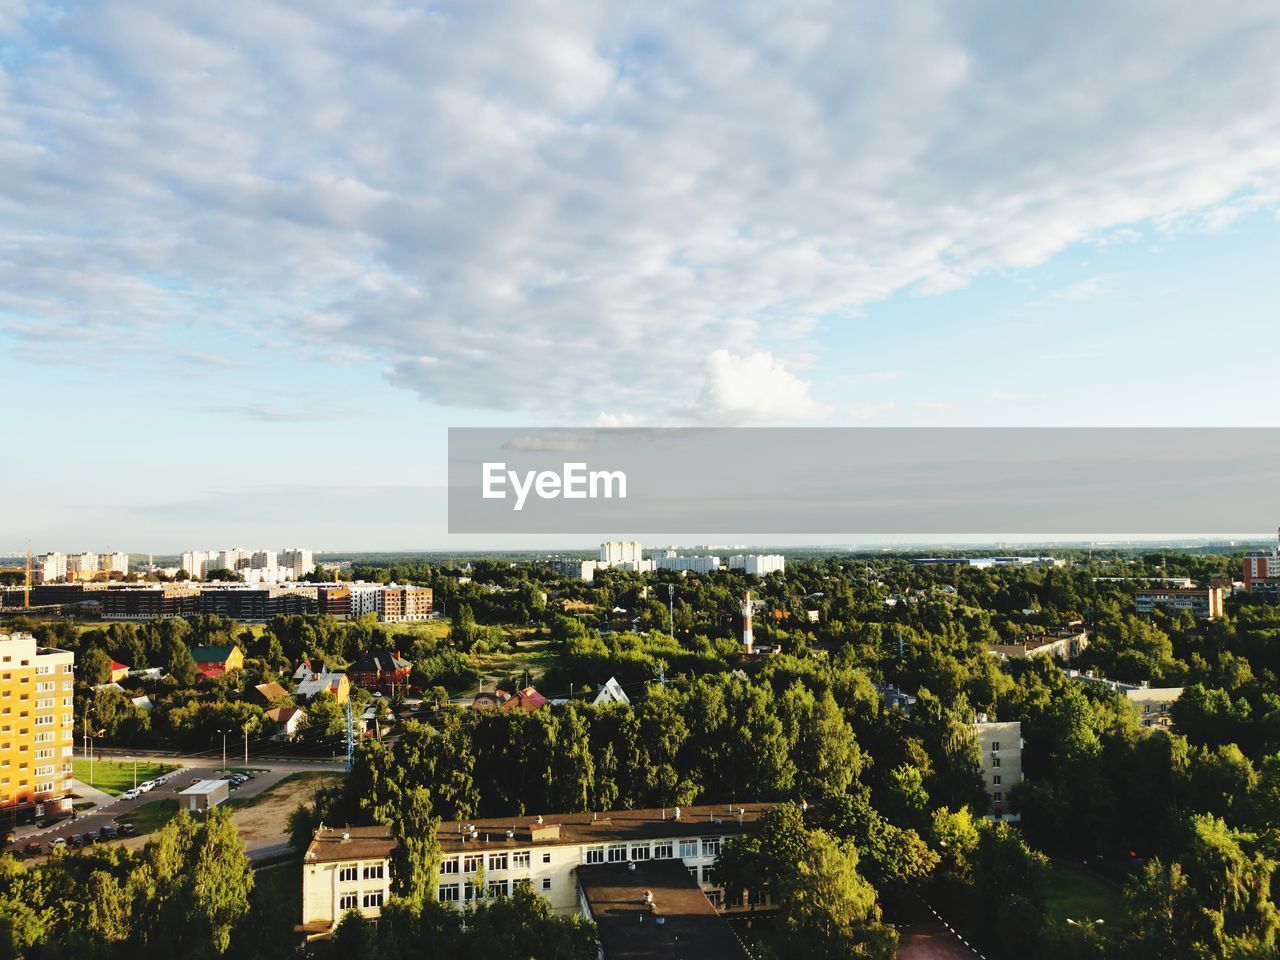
[105,552,129,575]
[250,549,278,570]
[600,541,645,565]
[729,554,786,576]
[282,548,315,578]
[655,555,721,574]
[32,552,67,584]
[180,551,211,578]
[301,829,394,937]
[66,552,98,575]
[974,716,1023,821]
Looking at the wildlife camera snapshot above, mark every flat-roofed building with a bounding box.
[0,633,75,824]
[299,826,396,940]
[974,716,1022,822]
[1135,585,1224,619]
[179,779,230,812]
[728,554,785,576]
[988,625,1089,661]
[434,803,774,916]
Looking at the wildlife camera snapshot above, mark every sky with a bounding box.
[3,1,1280,551]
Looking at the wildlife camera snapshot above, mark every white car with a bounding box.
[51,837,66,848]
[122,789,141,801]
[138,781,154,792]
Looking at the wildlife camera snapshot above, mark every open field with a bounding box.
[1045,861,1121,926]
[231,772,342,853]
[73,759,176,795]
[227,771,336,811]
[469,639,557,684]
[117,798,179,835]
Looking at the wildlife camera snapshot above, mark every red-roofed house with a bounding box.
[502,686,549,712]
[265,706,307,740]
[109,660,130,683]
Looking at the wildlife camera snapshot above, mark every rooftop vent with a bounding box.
[341,832,350,842]
[628,862,636,872]
[673,806,681,821]
[506,829,515,839]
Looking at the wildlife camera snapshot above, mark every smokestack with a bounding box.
[741,590,754,655]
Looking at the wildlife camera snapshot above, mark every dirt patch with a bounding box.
[233,775,342,850]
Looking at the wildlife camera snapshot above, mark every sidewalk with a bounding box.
[71,779,117,808]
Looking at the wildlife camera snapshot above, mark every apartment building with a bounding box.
[0,633,75,824]
[655,554,722,574]
[31,552,68,584]
[728,554,786,576]
[376,584,433,622]
[988,625,1089,662]
[281,548,315,578]
[1134,585,1224,619]
[974,716,1022,822]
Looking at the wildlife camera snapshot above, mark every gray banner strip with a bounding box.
[448,428,1280,534]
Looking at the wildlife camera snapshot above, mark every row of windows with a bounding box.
[337,863,385,883]
[585,837,717,864]
[437,877,552,903]
[338,892,384,911]
[442,850,552,875]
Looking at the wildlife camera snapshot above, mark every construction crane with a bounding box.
[24,542,31,609]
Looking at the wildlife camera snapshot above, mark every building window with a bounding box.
[707,890,721,907]
[338,865,358,883]
[440,858,459,875]
[653,841,673,859]
[488,853,508,871]
[512,851,531,869]
[542,877,552,891]
[542,852,551,864]
[630,843,651,861]
[991,741,1000,752]
[701,865,715,883]
[991,757,1001,768]
[339,894,358,911]
[586,847,605,864]
[701,837,721,858]
[688,867,698,880]
[993,792,1003,802]
[487,880,508,898]
[362,892,384,909]
[607,844,627,863]
[363,863,385,881]
[679,839,699,859]
[992,775,1001,785]
[438,884,460,903]
[464,882,478,902]
[464,854,483,873]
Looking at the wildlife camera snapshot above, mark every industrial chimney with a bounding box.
[741,590,754,655]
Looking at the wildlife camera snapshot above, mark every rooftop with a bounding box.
[305,825,397,864]
[180,779,230,795]
[577,860,750,960]
[438,803,771,855]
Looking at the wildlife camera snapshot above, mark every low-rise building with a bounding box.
[1065,671,1184,728]
[592,677,630,706]
[988,625,1089,661]
[728,554,785,576]
[298,826,396,940]
[179,779,230,812]
[973,716,1022,822]
[295,671,350,704]
[654,554,721,575]
[190,644,244,680]
[349,650,412,694]
[265,706,307,740]
[1135,585,1224,619]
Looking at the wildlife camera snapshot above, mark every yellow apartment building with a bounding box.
[1,632,76,825]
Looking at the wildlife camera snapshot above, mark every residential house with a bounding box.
[349,650,412,695]
[298,826,396,940]
[265,706,307,740]
[470,689,511,711]
[295,671,350,704]
[109,660,130,683]
[250,681,290,706]
[190,644,244,680]
[502,686,549,712]
[592,677,630,706]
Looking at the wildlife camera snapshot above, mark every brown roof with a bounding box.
[253,681,289,703]
[437,803,770,855]
[304,826,397,864]
[577,860,750,960]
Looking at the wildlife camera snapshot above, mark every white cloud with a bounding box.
[2,2,1280,420]
[698,349,830,422]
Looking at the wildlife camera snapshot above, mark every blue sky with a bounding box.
[3,1,1280,550]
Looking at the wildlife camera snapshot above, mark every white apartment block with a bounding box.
[181,551,211,578]
[31,552,67,584]
[655,555,722,574]
[600,541,645,565]
[251,549,278,570]
[104,552,129,575]
[728,554,786,576]
[66,552,98,575]
[282,548,315,578]
[974,716,1023,822]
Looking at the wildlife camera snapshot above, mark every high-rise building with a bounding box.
[180,550,211,578]
[0,633,75,823]
[251,549,279,570]
[105,552,129,575]
[655,554,721,574]
[66,552,98,576]
[31,552,67,584]
[281,548,315,578]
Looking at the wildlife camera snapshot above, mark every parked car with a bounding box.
[81,835,95,847]
[51,837,66,848]
[68,834,83,847]
[99,825,119,840]
[117,823,136,836]
[23,841,43,855]
[122,789,141,801]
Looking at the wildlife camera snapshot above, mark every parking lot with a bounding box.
[6,755,344,862]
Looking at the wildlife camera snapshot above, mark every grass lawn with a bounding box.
[469,640,557,684]
[72,759,176,796]
[1045,861,1122,926]
[116,798,178,835]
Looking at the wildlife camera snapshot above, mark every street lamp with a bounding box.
[216,729,230,774]
[125,755,137,791]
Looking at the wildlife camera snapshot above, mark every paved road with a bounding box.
[9,755,345,858]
